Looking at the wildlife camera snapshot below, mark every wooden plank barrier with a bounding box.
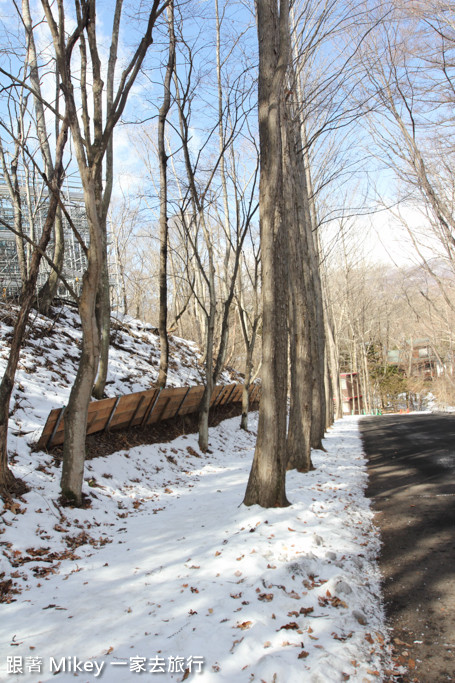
[36,382,261,450]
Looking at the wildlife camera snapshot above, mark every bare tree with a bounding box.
[358,1,455,308]
[170,6,257,452]
[0,3,79,496]
[21,0,66,314]
[156,1,176,388]
[37,0,169,504]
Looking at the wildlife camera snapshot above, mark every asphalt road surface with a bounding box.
[360,413,455,682]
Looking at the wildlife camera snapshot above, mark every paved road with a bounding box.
[360,414,455,682]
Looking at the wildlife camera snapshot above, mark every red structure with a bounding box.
[340,372,363,415]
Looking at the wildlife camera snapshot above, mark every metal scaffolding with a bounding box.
[0,177,89,299]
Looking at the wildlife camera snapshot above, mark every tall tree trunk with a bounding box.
[157,1,175,389]
[294,105,327,448]
[91,1,124,400]
[243,0,290,508]
[197,237,217,452]
[326,315,343,419]
[283,103,313,472]
[302,160,326,449]
[23,0,66,314]
[61,179,103,503]
[324,351,334,428]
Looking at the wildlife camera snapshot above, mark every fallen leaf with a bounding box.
[258,593,274,602]
[298,651,309,659]
[279,622,299,631]
[236,621,252,630]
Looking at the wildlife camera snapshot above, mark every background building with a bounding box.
[387,339,443,381]
[340,371,364,415]
[0,178,89,299]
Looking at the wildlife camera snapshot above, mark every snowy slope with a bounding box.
[0,302,395,682]
[0,302,239,453]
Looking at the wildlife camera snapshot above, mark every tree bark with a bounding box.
[243,0,290,508]
[61,179,102,503]
[300,124,326,450]
[283,108,313,473]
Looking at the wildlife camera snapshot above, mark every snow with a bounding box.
[0,303,393,682]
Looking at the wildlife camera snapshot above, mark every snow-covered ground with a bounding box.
[0,304,393,682]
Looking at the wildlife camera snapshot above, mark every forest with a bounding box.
[0,0,454,507]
